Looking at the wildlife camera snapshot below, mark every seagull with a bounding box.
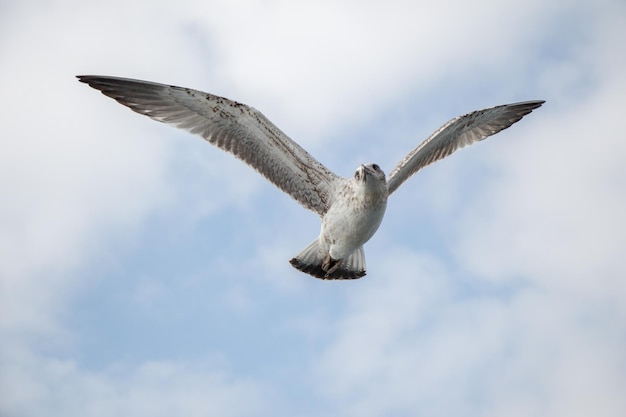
[77,75,544,280]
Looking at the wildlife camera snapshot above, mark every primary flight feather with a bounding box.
[78,75,544,280]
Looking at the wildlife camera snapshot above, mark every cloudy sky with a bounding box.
[1,0,625,416]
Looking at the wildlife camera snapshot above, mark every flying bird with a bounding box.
[77,75,544,280]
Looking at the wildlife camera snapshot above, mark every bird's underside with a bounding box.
[77,75,544,280]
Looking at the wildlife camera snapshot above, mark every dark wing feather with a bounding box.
[77,75,339,216]
[386,100,545,195]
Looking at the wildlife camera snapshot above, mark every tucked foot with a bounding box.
[322,254,342,277]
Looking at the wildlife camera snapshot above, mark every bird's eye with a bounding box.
[372,164,380,171]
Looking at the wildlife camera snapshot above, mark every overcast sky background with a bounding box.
[1,0,625,416]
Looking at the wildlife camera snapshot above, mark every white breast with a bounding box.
[321,179,387,259]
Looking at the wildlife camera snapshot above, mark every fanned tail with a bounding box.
[289,239,366,280]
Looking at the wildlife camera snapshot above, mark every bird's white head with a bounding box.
[354,163,386,184]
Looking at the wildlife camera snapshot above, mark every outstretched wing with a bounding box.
[386,100,545,195]
[77,75,339,216]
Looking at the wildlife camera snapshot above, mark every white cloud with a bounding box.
[188,0,560,139]
[1,346,272,417]
[312,255,626,417]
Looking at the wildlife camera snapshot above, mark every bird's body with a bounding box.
[78,75,544,279]
[292,163,388,279]
[323,164,388,260]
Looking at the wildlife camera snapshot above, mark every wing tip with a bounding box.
[76,74,99,86]
[509,99,546,111]
[76,74,111,84]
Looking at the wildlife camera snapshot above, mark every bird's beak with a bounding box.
[358,165,367,182]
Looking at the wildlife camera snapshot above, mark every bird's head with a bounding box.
[354,163,386,184]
